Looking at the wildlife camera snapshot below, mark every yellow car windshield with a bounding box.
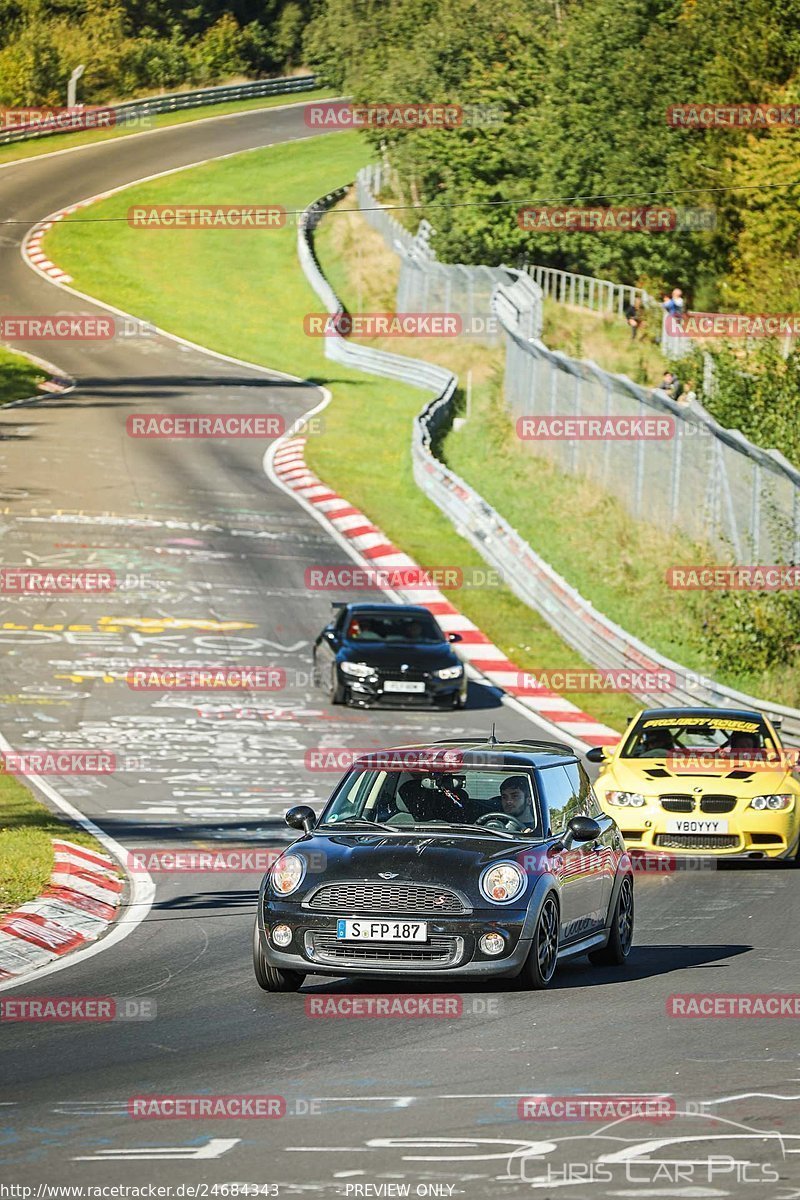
[621,715,772,760]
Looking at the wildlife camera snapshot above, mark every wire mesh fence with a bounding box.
[356,166,800,563]
[356,166,527,344]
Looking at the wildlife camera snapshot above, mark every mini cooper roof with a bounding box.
[350,738,577,771]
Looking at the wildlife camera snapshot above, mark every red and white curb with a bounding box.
[0,839,123,980]
[272,437,619,747]
[23,206,89,283]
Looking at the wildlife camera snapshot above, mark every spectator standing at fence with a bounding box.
[623,298,642,339]
[677,379,697,406]
[662,287,685,331]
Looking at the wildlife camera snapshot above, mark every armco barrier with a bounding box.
[301,180,800,741]
[0,75,318,145]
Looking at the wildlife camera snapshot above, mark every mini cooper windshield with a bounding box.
[320,766,542,835]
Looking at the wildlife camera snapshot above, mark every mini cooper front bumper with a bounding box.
[258,901,536,978]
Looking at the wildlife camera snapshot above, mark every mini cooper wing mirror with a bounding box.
[285,805,317,833]
[448,632,462,643]
[567,815,601,843]
[585,746,609,763]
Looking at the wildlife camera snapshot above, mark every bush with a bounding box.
[191,14,248,84]
[0,22,67,106]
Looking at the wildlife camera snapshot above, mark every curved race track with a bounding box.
[0,105,798,1198]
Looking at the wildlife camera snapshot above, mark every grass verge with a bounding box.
[541,298,668,389]
[44,141,633,731]
[0,88,336,169]
[0,347,49,406]
[0,775,107,916]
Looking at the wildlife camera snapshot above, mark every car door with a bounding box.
[576,761,618,919]
[538,763,607,941]
[314,606,344,685]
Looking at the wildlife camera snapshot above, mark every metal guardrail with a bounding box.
[525,263,654,317]
[0,75,318,145]
[298,181,800,740]
[299,190,457,395]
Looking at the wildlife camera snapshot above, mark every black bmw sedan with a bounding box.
[312,602,467,708]
[253,739,634,992]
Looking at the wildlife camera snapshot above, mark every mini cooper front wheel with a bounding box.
[253,919,305,992]
[589,875,634,966]
[518,893,559,990]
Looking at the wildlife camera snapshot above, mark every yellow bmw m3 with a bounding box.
[586,707,800,861]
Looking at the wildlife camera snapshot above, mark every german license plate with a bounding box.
[665,818,729,834]
[383,680,426,693]
[336,919,428,941]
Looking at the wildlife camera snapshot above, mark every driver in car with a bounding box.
[499,776,537,827]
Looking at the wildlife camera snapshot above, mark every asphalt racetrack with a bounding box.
[0,104,798,1198]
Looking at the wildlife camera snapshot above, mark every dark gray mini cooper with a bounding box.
[254,739,634,991]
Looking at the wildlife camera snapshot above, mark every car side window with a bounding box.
[540,765,582,834]
[332,607,347,635]
[574,762,602,817]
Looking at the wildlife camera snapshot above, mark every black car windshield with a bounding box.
[320,767,542,834]
[344,611,444,644]
[621,713,773,759]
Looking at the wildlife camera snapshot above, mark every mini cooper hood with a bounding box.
[340,643,459,670]
[293,831,540,884]
[602,757,793,794]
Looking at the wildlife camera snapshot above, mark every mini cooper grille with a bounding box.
[654,833,739,850]
[307,882,467,914]
[699,795,737,813]
[660,796,694,812]
[307,931,462,966]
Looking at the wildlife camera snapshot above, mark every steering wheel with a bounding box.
[475,811,526,832]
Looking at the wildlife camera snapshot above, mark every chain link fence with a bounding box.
[355,168,799,562]
[494,280,800,562]
[355,166,526,344]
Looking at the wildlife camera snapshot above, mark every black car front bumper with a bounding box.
[258,903,533,978]
[338,665,466,708]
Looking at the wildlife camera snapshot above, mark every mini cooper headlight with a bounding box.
[435,665,463,680]
[340,661,374,678]
[480,862,525,904]
[749,794,793,811]
[270,854,306,896]
[606,791,647,807]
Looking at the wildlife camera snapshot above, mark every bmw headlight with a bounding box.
[435,665,463,680]
[480,862,525,904]
[749,794,793,811]
[606,791,646,807]
[270,854,306,896]
[340,661,374,678]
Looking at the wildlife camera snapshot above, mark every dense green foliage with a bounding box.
[674,340,800,467]
[304,0,800,314]
[0,0,311,103]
